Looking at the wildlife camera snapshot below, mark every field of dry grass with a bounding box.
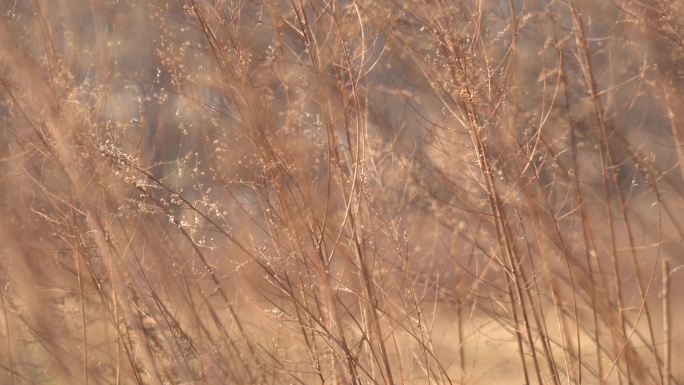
[1,0,683,384]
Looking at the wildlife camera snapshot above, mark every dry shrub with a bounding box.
[1,0,683,384]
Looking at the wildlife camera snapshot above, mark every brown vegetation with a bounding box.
[1,0,683,384]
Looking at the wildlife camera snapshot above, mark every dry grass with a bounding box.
[1,0,683,384]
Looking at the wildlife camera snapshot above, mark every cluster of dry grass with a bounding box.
[1,0,683,384]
